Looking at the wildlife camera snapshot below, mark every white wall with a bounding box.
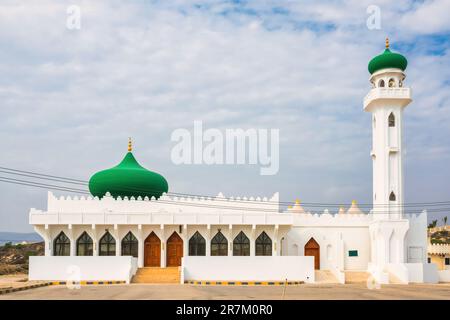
[438,270,450,283]
[182,256,315,283]
[29,256,138,283]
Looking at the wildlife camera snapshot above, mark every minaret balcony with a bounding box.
[364,87,412,111]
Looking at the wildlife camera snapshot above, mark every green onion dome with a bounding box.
[88,139,168,199]
[368,38,407,74]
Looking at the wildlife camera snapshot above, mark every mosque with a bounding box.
[28,40,439,285]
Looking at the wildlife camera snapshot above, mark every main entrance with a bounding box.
[304,237,320,270]
[144,232,161,267]
[166,232,183,267]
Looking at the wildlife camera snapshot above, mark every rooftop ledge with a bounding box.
[364,87,412,110]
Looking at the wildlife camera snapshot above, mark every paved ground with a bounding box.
[0,274,48,290]
[1,283,450,300]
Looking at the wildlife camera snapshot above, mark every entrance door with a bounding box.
[304,237,320,270]
[144,232,161,267]
[166,232,183,267]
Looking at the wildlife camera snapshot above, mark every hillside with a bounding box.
[0,232,43,245]
[0,242,44,275]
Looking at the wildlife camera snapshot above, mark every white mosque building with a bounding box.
[28,40,439,285]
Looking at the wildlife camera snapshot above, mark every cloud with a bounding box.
[0,0,449,231]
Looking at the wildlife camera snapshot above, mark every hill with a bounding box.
[0,242,44,275]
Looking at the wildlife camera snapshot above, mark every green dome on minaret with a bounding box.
[88,139,169,199]
[368,38,408,74]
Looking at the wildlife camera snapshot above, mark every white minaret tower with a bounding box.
[366,39,412,276]
[364,38,411,220]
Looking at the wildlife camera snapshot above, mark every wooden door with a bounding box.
[166,232,183,267]
[304,238,320,270]
[144,232,161,267]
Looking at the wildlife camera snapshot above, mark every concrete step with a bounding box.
[132,267,181,284]
[344,271,370,284]
[314,270,339,284]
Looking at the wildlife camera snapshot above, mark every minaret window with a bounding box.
[378,79,385,87]
[389,191,396,201]
[76,232,93,256]
[99,231,116,256]
[388,78,396,87]
[388,112,395,127]
[53,231,70,256]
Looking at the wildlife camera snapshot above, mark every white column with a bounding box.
[34,225,52,256]
[250,225,256,256]
[137,225,144,268]
[161,224,166,268]
[206,225,211,257]
[273,225,279,256]
[68,225,76,256]
[92,225,98,256]
[113,225,121,256]
[183,225,188,257]
[228,225,233,256]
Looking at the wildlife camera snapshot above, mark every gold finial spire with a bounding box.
[128,137,132,152]
[385,37,389,49]
[352,200,357,205]
[295,199,300,205]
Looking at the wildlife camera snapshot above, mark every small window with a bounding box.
[189,231,206,256]
[99,231,116,256]
[428,257,431,264]
[389,191,396,201]
[54,231,70,256]
[76,231,93,256]
[121,231,138,257]
[445,258,450,265]
[399,80,403,87]
[388,112,395,127]
[379,80,385,88]
[388,78,396,87]
[211,231,228,256]
[349,250,358,257]
[255,231,272,256]
[233,231,250,256]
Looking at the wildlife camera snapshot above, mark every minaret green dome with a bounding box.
[368,38,407,74]
[88,139,168,199]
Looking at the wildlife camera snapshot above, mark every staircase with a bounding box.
[131,267,181,284]
[344,271,370,284]
[314,270,340,284]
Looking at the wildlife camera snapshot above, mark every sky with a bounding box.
[0,0,449,232]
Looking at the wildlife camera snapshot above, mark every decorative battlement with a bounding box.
[428,243,450,255]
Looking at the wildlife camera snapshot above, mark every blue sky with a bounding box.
[0,0,449,232]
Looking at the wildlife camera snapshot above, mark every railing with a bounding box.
[364,87,411,108]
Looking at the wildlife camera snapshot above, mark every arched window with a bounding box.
[379,79,385,88]
[233,231,250,256]
[53,231,70,256]
[399,79,403,87]
[255,231,272,256]
[76,232,93,256]
[211,231,228,256]
[189,231,206,256]
[389,191,396,201]
[121,231,138,257]
[388,78,396,87]
[99,231,116,256]
[388,112,395,127]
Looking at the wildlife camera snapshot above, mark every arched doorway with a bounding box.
[304,238,320,270]
[144,232,161,267]
[167,232,183,267]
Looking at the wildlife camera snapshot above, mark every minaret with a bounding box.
[364,38,411,220]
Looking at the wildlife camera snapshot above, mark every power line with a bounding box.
[0,175,448,215]
[1,165,449,209]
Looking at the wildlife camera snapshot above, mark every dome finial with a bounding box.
[128,137,132,152]
[385,37,389,49]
